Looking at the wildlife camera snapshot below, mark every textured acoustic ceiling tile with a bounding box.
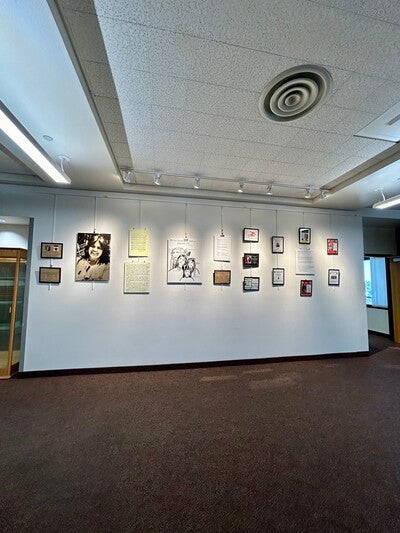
[327,74,400,114]
[324,156,368,179]
[291,104,376,135]
[97,18,150,72]
[151,107,184,134]
[203,154,252,171]
[332,136,394,158]
[103,122,128,143]
[183,80,260,122]
[312,0,397,24]
[114,70,154,106]
[93,96,124,123]
[286,129,348,152]
[60,0,97,14]
[82,60,117,98]
[125,128,154,148]
[152,75,188,109]
[204,137,236,157]
[110,141,131,159]
[64,9,108,63]
[227,140,283,161]
[197,166,244,179]
[273,146,340,167]
[181,110,222,137]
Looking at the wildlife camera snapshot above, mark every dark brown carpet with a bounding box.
[1,334,400,532]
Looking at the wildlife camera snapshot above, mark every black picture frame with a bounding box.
[299,227,311,244]
[39,267,61,284]
[243,228,259,243]
[243,276,260,291]
[271,236,284,254]
[243,253,259,268]
[328,269,340,286]
[300,279,312,296]
[40,242,63,259]
[272,268,285,286]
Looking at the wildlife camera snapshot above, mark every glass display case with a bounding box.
[0,248,27,378]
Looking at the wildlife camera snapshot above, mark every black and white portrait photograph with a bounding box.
[75,233,111,281]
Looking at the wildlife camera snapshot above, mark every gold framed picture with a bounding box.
[39,267,61,284]
[213,270,231,285]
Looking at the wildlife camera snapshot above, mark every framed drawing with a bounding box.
[167,237,201,284]
[328,269,340,286]
[272,268,285,286]
[271,236,284,254]
[243,276,260,291]
[41,242,63,259]
[39,266,61,284]
[327,238,338,255]
[243,253,259,268]
[243,227,259,243]
[300,279,312,297]
[299,227,311,244]
[213,270,231,285]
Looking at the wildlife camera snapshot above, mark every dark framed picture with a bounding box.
[272,268,285,286]
[328,269,340,286]
[213,270,231,285]
[243,253,259,268]
[300,279,312,296]
[243,227,259,242]
[41,242,63,259]
[327,238,339,255]
[39,267,61,284]
[243,276,260,291]
[299,227,311,244]
[272,236,284,253]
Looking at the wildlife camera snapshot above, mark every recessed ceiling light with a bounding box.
[43,135,53,142]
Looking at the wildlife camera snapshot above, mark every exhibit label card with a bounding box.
[129,228,149,257]
[213,234,231,262]
[124,260,150,293]
[295,248,315,275]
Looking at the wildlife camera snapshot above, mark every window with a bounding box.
[364,257,388,308]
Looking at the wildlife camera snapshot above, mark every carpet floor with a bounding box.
[1,334,400,532]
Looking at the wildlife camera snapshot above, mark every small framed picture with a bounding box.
[299,227,311,244]
[243,276,260,291]
[300,279,312,297]
[39,267,61,284]
[272,268,285,286]
[213,270,231,285]
[271,236,284,253]
[327,238,338,255]
[243,253,259,268]
[243,228,259,242]
[328,269,340,286]
[41,242,63,259]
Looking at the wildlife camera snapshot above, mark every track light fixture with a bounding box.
[193,177,200,189]
[319,189,327,199]
[122,169,134,183]
[0,102,71,185]
[237,180,244,193]
[266,183,273,195]
[154,172,162,185]
[304,187,312,199]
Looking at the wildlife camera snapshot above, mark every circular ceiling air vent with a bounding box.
[259,65,332,122]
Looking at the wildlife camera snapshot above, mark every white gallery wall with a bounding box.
[1,185,369,371]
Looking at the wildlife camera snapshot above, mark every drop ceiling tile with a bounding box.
[332,136,394,159]
[132,156,154,169]
[228,140,282,160]
[117,157,134,168]
[205,138,236,156]
[64,10,108,63]
[323,156,368,181]
[291,104,377,135]
[103,122,128,143]
[126,128,154,148]
[273,146,341,167]
[203,154,252,171]
[152,75,188,108]
[60,0,96,13]
[82,60,117,98]
[380,0,400,25]
[97,18,150,72]
[183,81,260,122]
[151,106,184,133]
[311,0,391,23]
[114,70,154,106]
[286,129,348,152]
[111,142,131,159]
[94,96,124,123]
[327,74,400,114]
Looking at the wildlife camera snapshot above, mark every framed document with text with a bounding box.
[272,236,284,253]
[272,268,285,286]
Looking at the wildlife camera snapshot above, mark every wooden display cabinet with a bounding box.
[0,248,27,378]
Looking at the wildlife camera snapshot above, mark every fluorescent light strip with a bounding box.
[0,106,71,184]
[373,193,400,209]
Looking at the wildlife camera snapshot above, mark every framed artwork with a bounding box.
[327,238,339,255]
[271,236,284,254]
[213,270,231,285]
[243,227,259,242]
[75,233,111,281]
[243,276,260,291]
[328,269,340,286]
[299,227,311,244]
[300,279,313,297]
[39,266,61,284]
[167,237,201,284]
[243,253,259,268]
[272,268,285,286]
[41,242,63,259]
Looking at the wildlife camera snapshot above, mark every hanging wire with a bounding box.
[138,199,142,227]
[184,203,188,239]
[220,206,224,236]
[93,197,98,233]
